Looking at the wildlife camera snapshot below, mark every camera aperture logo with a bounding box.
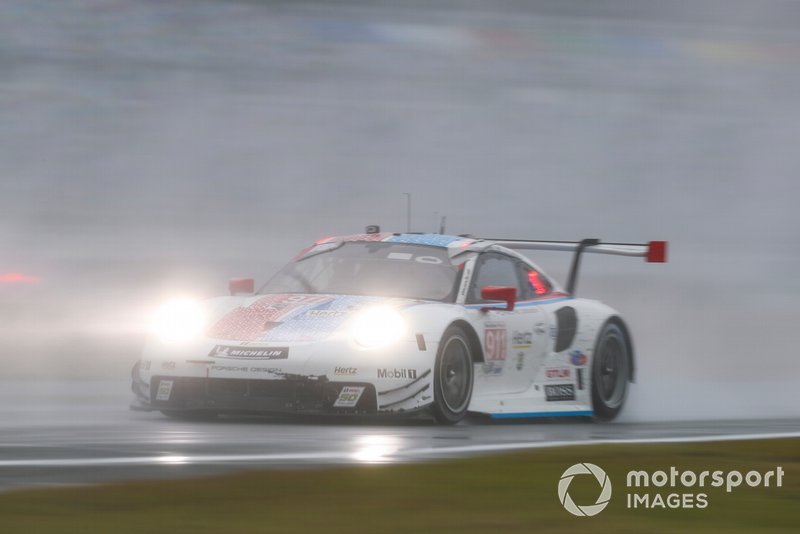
[558,463,612,517]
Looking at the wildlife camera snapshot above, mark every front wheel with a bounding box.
[431,326,474,424]
[591,322,630,422]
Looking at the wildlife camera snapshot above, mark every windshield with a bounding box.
[261,242,461,301]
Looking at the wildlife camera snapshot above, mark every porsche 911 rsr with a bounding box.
[131,230,666,423]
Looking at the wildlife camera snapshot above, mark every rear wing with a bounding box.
[487,238,667,295]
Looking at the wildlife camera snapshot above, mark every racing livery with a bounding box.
[132,230,667,423]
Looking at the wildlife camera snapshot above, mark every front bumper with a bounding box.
[131,334,436,416]
[144,374,379,415]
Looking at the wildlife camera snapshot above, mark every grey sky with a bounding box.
[1,0,799,419]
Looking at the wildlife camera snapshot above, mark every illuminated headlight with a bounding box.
[350,306,407,348]
[150,298,206,344]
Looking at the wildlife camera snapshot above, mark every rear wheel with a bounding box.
[432,326,474,424]
[591,322,630,422]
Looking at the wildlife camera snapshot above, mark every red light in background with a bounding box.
[528,271,546,295]
[0,272,40,284]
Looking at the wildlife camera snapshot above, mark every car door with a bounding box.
[465,252,548,395]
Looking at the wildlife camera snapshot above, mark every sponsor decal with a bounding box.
[484,325,507,361]
[534,323,547,335]
[545,384,576,401]
[482,362,503,375]
[304,309,346,318]
[377,368,418,379]
[570,350,588,366]
[155,379,174,401]
[549,325,557,339]
[458,264,473,299]
[248,367,282,374]
[141,360,151,371]
[577,368,584,390]
[210,365,281,374]
[334,366,358,376]
[211,365,249,372]
[161,361,176,370]
[209,345,289,360]
[546,367,572,380]
[333,386,365,408]
[516,352,524,371]
[511,330,533,348]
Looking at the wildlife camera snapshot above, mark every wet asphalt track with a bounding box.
[0,380,798,492]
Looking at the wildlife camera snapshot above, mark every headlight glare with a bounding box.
[150,298,206,344]
[350,306,407,348]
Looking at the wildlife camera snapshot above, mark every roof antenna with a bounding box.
[403,193,411,233]
[439,215,447,234]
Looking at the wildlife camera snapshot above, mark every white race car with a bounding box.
[131,229,666,424]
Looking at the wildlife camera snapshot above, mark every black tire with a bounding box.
[432,326,475,424]
[591,322,630,422]
[161,410,218,421]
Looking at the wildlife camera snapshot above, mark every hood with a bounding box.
[207,293,406,343]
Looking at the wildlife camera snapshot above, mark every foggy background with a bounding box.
[2,0,799,422]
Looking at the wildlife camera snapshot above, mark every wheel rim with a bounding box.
[439,336,472,413]
[596,333,627,408]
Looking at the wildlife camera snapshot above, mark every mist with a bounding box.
[2,0,799,422]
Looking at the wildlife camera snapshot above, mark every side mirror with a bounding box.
[480,286,516,312]
[229,278,255,296]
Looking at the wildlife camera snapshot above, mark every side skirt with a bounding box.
[488,410,592,419]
